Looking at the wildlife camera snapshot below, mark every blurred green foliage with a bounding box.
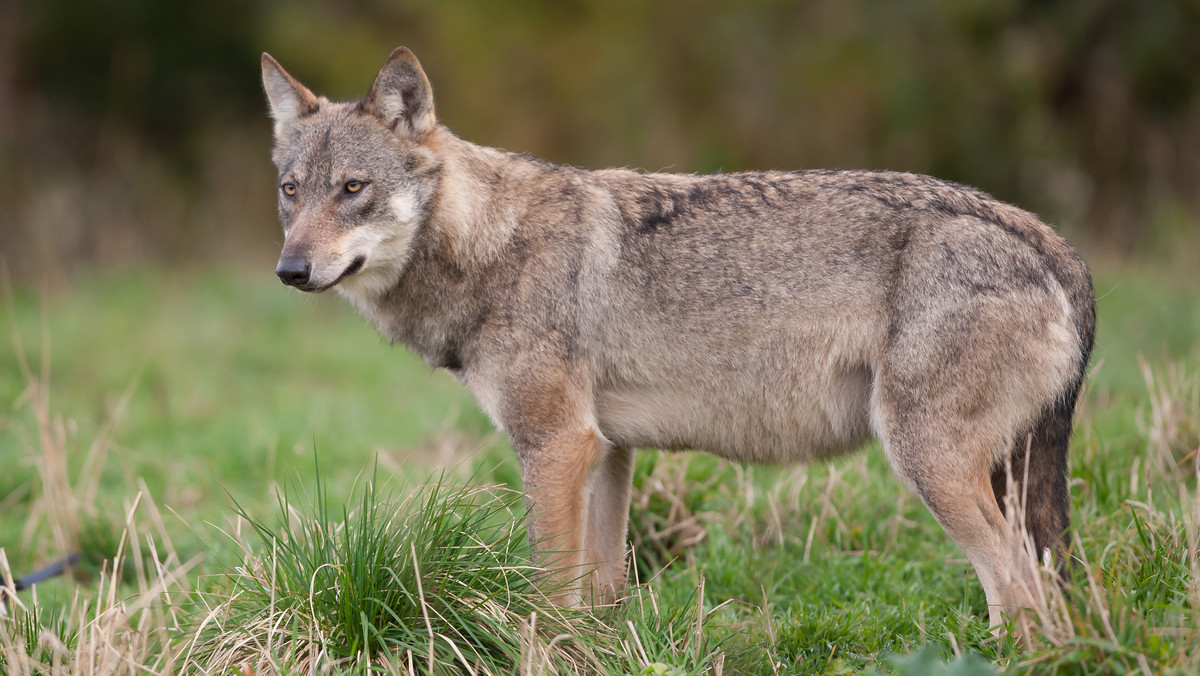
[2,0,1197,282]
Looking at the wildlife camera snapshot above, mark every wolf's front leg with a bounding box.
[481,353,628,606]
[584,444,635,605]
[516,426,608,607]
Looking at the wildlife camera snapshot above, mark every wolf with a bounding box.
[261,47,1095,632]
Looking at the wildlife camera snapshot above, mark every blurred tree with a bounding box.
[19,0,263,165]
[2,0,1197,282]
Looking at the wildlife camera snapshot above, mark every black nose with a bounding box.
[276,256,311,286]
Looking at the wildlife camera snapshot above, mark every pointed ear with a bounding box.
[364,47,437,139]
[261,53,319,136]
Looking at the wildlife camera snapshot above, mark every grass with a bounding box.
[1,252,1198,674]
[191,468,609,673]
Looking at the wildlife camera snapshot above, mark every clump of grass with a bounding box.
[188,468,611,673]
[186,460,737,674]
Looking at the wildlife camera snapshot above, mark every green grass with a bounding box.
[1,255,1198,674]
[192,467,611,672]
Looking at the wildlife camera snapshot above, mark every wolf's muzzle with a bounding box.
[276,256,311,287]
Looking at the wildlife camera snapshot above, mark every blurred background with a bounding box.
[2,0,1198,286]
[1,4,1199,669]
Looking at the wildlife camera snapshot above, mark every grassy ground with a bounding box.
[1,253,1197,674]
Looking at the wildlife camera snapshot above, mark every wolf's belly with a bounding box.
[594,362,875,463]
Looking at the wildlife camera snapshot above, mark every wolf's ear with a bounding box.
[262,53,319,136]
[364,47,437,139]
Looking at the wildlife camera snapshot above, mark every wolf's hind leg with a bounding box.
[583,445,635,606]
[879,415,1040,634]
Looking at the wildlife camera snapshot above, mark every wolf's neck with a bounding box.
[423,128,536,265]
[346,130,535,366]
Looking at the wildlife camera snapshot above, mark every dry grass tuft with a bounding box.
[628,454,724,575]
[1138,355,1200,477]
[1,491,199,675]
[2,279,195,674]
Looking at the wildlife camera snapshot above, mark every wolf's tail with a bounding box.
[992,269,1096,574]
[992,387,1078,573]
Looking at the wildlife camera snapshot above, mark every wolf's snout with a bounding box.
[276,256,311,287]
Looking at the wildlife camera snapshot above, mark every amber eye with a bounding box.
[282,183,297,197]
[345,180,364,193]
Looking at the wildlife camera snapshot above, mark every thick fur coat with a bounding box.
[263,47,1095,632]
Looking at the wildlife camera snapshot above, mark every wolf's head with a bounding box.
[262,48,441,296]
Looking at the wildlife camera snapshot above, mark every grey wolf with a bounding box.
[261,47,1095,633]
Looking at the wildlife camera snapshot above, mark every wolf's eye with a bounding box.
[282,183,297,197]
[345,180,364,194]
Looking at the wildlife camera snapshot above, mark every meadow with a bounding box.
[1,250,1197,674]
